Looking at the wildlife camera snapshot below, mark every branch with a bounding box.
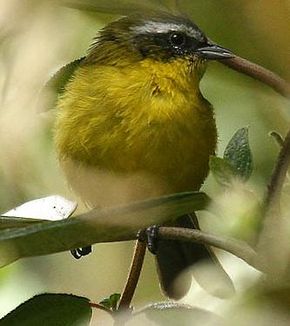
[118,240,146,311]
[0,192,210,267]
[222,55,290,98]
[270,131,284,148]
[0,191,260,270]
[90,302,113,315]
[256,129,290,267]
[158,227,259,270]
[264,130,290,210]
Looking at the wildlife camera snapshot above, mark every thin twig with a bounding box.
[158,227,259,270]
[256,129,290,271]
[222,55,290,98]
[270,131,284,148]
[118,240,146,311]
[264,129,290,211]
[90,302,113,315]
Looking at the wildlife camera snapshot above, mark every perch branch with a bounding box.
[158,227,259,269]
[222,55,290,98]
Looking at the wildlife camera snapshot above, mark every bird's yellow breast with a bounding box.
[54,58,217,206]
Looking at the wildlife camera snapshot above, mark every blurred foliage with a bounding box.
[136,302,223,326]
[0,192,208,267]
[0,293,92,326]
[0,0,289,325]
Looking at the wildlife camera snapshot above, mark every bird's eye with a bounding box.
[169,32,186,47]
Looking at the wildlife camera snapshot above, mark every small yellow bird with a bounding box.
[53,11,233,299]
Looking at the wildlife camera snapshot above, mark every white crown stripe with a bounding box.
[131,21,201,39]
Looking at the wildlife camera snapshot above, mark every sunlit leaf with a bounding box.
[0,192,209,267]
[2,195,77,221]
[223,127,253,181]
[0,294,92,326]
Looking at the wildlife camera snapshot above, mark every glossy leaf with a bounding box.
[223,127,253,181]
[0,294,92,326]
[0,192,209,267]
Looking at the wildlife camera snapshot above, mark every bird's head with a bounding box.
[84,12,233,71]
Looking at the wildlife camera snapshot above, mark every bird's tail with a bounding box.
[155,213,234,299]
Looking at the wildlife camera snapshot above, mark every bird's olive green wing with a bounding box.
[40,57,84,112]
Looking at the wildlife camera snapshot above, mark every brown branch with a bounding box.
[118,240,146,311]
[222,55,290,98]
[90,302,113,315]
[264,129,290,210]
[270,131,284,148]
[254,129,290,273]
[158,227,259,270]
[115,226,259,316]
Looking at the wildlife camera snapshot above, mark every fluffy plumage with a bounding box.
[54,12,229,299]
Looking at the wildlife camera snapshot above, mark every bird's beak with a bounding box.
[195,43,234,60]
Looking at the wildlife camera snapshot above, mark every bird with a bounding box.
[53,11,234,299]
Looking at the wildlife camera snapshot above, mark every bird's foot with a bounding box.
[71,246,92,259]
[137,225,160,255]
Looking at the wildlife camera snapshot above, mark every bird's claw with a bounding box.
[137,225,160,255]
[70,246,92,259]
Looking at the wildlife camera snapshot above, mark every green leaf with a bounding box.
[0,294,92,326]
[209,156,236,186]
[0,217,41,230]
[223,127,253,181]
[0,192,209,267]
[99,293,121,311]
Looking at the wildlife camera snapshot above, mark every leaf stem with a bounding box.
[90,302,113,315]
[118,240,146,311]
[222,55,290,98]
